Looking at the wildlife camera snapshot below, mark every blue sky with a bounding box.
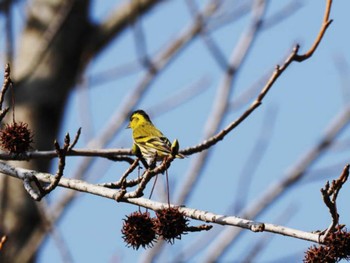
[3,0,350,262]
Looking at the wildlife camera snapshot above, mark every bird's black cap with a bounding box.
[130,109,152,122]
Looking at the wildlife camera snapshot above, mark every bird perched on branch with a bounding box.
[127,110,185,164]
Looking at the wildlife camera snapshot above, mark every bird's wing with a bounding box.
[143,136,171,154]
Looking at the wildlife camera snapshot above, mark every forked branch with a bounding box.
[320,164,350,241]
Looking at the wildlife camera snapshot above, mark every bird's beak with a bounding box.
[126,123,130,129]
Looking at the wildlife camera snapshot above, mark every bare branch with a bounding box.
[67,128,81,151]
[294,0,333,62]
[98,158,140,189]
[320,164,350,240]
[41,136,69,194]
[0,161,324,244]
[16,132,79,201]
[122,156,175,199]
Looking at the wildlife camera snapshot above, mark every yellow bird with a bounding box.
[127,110,184,163]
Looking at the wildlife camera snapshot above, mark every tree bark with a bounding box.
[0,0,90,261]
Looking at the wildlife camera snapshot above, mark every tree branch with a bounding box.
[0,161,324,244]
[294,0,333,62]
[320,164,350,241]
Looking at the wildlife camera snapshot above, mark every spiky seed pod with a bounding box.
[324,226,350,260]
[154,207,189,244]
[0,122,33,154]
[303,245,336,263]
[304,226,350,263]
[121,211,157,250]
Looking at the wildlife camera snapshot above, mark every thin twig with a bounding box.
[42,135,70,194]
[22,133,76,200]
[294,0,333,62]
[67,128,81,151]
[320,164,350,240]
[98,158,140,189]
[122,156,175,199]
